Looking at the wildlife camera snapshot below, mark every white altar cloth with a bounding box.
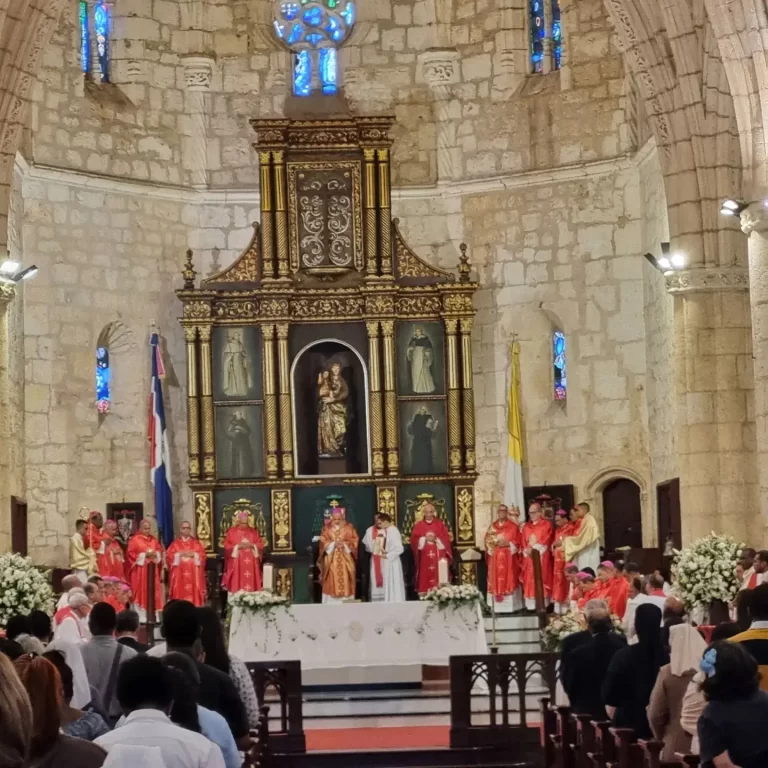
[229,602,488,669]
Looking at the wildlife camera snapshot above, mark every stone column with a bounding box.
[262,324,279,479]
[445,318,463,474]
[495,0,527,79]
[0,283,15,549]
[419,50,461,185]
[665,267,756,543]
[381,321,399,476]
[198,325,216,480]
[367,321,385,476]
[184,325,201,480]
[182,56,214,190]
[276,323,293,478]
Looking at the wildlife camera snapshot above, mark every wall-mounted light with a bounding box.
[0,260,38,283]
[644,243,685,273]
[720,198,748,216]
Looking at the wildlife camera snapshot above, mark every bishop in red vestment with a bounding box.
[551,510,574,613]
[83,511,105,573]
[126,519,165,621]
[484,504,523,612]
[521,503,554,610]
[410,502,452,595]
[596,561,629,618]
[222,511,265,593]
[167,520,207,605]
[98,519,126,581]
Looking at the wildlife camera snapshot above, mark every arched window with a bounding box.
[530,0,562,74]
[96,346,111,413]
[80,0,110,82]
[79,1,89,74]
[273,0,355,97]
[553,330,566,401]
[94,0,110,82]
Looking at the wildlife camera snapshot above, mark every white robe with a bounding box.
[407,343,435,394]
[574,539,600,574]
[363,525,406,603]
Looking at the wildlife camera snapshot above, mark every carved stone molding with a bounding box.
[664,267,749,295]
[419,49,461,92]
[182,55,216,91]
[741,203,768,236]
[0,281,15,305]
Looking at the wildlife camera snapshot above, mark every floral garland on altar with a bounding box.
[0,553,54,627]
[418,583,484,639]
[540,611,624,652]
[229,590,294,651]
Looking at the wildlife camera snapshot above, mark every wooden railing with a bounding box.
[450,652,558,748]
[245,661,306,753]
[244,705,271,768]
[541,698,700,768]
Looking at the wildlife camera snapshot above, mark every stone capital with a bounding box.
[182,55,216,92]
[665,266,749,295]
[419,49,460,95]
[0,281,15,306]
[740,202,768,236]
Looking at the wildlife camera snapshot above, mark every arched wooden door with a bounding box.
[602,478,642,553]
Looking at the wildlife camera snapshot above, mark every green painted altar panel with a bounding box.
[214,487,271,555]
[398,482,455,541]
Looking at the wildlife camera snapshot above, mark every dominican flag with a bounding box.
[148,332,174,547]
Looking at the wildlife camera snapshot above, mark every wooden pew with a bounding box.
[540,698,558,768]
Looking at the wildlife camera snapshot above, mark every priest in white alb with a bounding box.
[363,513,406,602]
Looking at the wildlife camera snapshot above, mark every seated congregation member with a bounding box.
[147,600,249,746]
[646,573,668,610]
[0,637,24,660]
[622,577,648,643]
[697,641,768,768]
[562,600,626,718]
[602,603,668,739]
[115,609,149,653]
[0,651,32,768]
[662,596,686,651]
[163,653,241,768]
[15,653,106,768]
[43,650,110,741]
[647,623,707,762]
[4,614,32,643]
[81,603,138,725]
[95,656,225,768]
[197,605,260,729]
[729,582,768,691]
[741,549,768,590]
[559,599,609,689]
[54,591,92,644]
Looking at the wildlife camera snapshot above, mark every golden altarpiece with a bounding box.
[177,116,480,602]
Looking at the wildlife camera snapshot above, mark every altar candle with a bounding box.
[263,563,274,592]
[438,557,449,585]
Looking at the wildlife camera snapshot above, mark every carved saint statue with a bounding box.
[407,406,439,474]
[406,327,435,394]
[223,329,251,397]
[226,410,254,477]
[317,362,349,458]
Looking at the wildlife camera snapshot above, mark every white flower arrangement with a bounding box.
[0,553,54,628]
[229,589,290,612]
[673,533,742,610]
[540,611,624,652]
[421,583,483,607]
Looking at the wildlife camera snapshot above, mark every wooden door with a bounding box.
[656,478,681,552]
[602,479,642,554]
[11,496,27,556]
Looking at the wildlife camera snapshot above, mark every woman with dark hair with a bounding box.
[43,650,110,741]
[197,606,259,728]
[14,654,106,767]
[0,652,31,768]
[602,603,668,738]
[697,641,768,768]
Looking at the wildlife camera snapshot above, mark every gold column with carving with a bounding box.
[363,148,378,277]
[460,562,478,586]
[367,321,385,476]
[194,491,214,555]
[376,485,398,527]
[276,567,294,599]
[455,485,475,548]
[381,320,398,475]
[446,318,462,473]
[184,325,201,480]
[262,324,279,478]
[276,323,293,477]
[377,148,393,277]
[459,317,476,473]
[271,488,293,553]
[259,151,276,280]
[199,325,216,480]
[273,150,290,280]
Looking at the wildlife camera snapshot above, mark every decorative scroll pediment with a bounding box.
[393,218,455,284]
[202,223,260,286]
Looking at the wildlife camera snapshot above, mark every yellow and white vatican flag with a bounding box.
[503,342,526,519]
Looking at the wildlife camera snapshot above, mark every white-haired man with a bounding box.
[56,573,85,610]
[53,591,92,644]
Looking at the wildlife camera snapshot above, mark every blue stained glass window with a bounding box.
[288,23,302,44]
[530,0,545,73]
[94,0,110,82]
[553,331,566,401]
[303,6,322,25]
[552,0,561,70]
[96,346,111,413]
[320,47,337,94]
[305,32,323,46]
[274,20,286,38]
[282,2,299,19]
[294,49,311,96]
[79,0,89,74]
[340,1,354,25]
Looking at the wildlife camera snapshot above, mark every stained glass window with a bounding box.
[552,0,561,70]
[553,331,566,401]
[273,0,355,97]
[94,0,110,82]
[79,1,89,74]
[530,0,545,74]
[96,346,111,413]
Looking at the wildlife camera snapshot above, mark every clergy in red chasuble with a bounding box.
[99,519,126,581]
[222,510,265,593]
[83,511,105,573]
[167,520,208,605]
[521,503,554,610]
[410,502,452,596]
[126,518,165,621]
[551,509,574,614]
[484,504,522,612]
[318,504,359,603]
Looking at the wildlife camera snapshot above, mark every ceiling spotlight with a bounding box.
[720,198,747,216]
[16,265,38,281]
[671,253,686,269]
[0,264,40,284]
[0,260,19,275]
[657,256,672,270]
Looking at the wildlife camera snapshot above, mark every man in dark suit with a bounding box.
[562,599,626,718]
[115,609,150,653]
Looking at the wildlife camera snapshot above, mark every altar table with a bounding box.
[229,602,488,669]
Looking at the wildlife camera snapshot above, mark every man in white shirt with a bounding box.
[96,655,225,768]
[56,574,85,610]
[53,591,92,645]
[362,513,406,602]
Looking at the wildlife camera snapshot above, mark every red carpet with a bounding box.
[306,726,450,751]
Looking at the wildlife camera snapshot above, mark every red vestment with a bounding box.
[521,518,554,601]
[485,519,522,600]
[551,523,574,604]
[167,535,207,605]
[222,525,264,593]
[595,577,629,617]
[83,522,104,570]
[410,518,452,595]
[98,535,126,581]
[576,584,597,611]
[126,533,165,614]
[104,595,123,612]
